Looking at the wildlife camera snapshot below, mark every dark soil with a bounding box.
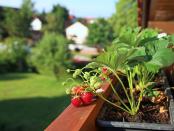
[98,74,170,124]
[98,93,169,124]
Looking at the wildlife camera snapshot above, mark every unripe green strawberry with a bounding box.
[94,82,101,89]
[84,72,90,79]
[66,88,71,94]
[90,76,98,85]
[73,69,81,78]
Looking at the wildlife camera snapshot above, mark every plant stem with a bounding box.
[135,90,143,112]
[126,70,135,111]
[109,80,131,112]
[97,94,130,114]
[105,66,132,108]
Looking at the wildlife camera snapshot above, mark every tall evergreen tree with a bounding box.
[43,4,69,34]
[4,0,33,37]
[109,0,137,36]
[18,0,33,37]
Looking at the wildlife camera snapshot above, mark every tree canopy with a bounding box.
[3,0,33,37]
[109,0,138,36]
[86,18,114,47]
[43,4,69,34]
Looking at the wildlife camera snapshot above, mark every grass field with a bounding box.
[0,72,73,131]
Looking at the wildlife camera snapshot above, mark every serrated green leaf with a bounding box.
[145,48,174,72]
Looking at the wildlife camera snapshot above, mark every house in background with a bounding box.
[30,17,43,43]
[66,21,99,64]
[31,17,42,31]
[65,21,88,44]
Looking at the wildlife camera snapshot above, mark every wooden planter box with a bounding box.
[45,79,117,131]
[96,78,174,131]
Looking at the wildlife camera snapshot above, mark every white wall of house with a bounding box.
[65,22,88,44]
[31,18,42,31]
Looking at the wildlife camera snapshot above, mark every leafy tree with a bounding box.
[3,37,28,63]
[43,4,69,34]
[29,33,68,77]
[109,0,138,36]
[86,18,114,47]
[39,10,47,25]
[18,0,33,37]
[0,8,7,39]
[4,0,33,37]
[3,8,19,37]
[0,37,28,72]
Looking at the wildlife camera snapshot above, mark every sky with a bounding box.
[0,0,118,18]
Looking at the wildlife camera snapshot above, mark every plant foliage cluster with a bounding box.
[66,27,174,115]
[28,33,69,77]
[43,4,69,34]
[0,0,70,75]
[3,0,33,38]
[0,37,29,72]
[109,0,138,36]
[86,18,114,47]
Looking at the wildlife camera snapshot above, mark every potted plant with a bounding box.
[64,27,174,131]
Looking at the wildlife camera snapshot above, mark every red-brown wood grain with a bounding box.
[148,21,174,34]
[149,0,174,21]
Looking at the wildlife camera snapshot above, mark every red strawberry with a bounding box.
[81,92,94,105]
[71,86,84,94]
[100,76,106,81]
[71,96,83,107]
[102,67,108,74]
[76,87,84,94]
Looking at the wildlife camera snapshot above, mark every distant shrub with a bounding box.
[29,32,68,77]
[0,37,29,72]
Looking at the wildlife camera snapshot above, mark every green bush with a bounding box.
[0,37,28,72]
[87,18,114,47]
[29,32,68,77]
[3,37,28,62]
[0,37,27,64]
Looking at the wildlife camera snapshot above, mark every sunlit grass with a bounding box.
[0,72,74,131]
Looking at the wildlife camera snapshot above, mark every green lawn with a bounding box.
[0,73,72,131]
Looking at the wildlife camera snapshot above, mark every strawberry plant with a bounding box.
[64,27,174,115]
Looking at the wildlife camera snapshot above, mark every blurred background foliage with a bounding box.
[86,18,114,48]
[109,0,138,37]
[3,0,33,37]
[0,37,28,73]
[28,33,68,77]
[0,0,138,76]
[43,4,69,34]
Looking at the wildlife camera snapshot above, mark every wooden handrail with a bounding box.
[148,21,174,34]
[45,79,116,131]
